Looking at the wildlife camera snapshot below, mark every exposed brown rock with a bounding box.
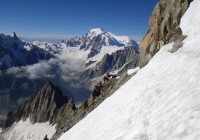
[139,0,193,67]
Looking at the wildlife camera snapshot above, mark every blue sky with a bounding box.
[0,0,158,42]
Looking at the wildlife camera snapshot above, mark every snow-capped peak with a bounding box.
[89,28,104,34]
[84,28,136,47]
[86,28,105,38]
[108,32,132,46]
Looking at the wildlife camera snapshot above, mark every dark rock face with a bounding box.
[66,36,81,47]
[0,75,53,123]
[82,47,139,80]
[0,33,53,70]
[85,60,97,67]
[139,0,192,67]
[2,82,70,129]
[0,94,16,119]
[12,32,19,41]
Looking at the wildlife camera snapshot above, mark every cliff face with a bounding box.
[81,47,139,89]
[2,82,71,129]
[139,0,192,67]
[0,76,48,123]
[80,46,139,90]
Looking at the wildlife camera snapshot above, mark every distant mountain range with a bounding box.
[0,33,53,70]
[0,0,197,139]
[66,28,138,58]
[0,28,139,125]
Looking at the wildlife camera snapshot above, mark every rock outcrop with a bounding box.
[12,32,19,41]
[81,47,139,79]
[52,70,134,139]
[2,82,71,129]
[0,75,57,124]
[139,0,192,67]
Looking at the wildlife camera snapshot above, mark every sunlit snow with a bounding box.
[127,67,140,75]
[0,118,56,140]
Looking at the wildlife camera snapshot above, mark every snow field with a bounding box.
[0,118,56,140]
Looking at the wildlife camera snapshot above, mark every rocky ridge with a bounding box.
[0,29,138,124]
[0,33,53,70]
[52,69,135,139]
[2,68,137,139]
[81,46,139,89]
[2,82,71,129]
[139,0,192,67]
[66,28,138,58]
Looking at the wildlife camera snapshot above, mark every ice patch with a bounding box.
[127,67,140,75]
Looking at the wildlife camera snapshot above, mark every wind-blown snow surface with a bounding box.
[0,119,55,140]
[59,1,200,140]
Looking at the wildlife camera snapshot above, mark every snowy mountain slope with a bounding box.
[34,28,138,68]
[0,119,55,140]
[85,45,124,69]
[32,41,65,55]
[66,28,138,58]
[59,1,200,140]
[0,33,53,69]
[85,28,135,47]
[33,28,138,78]
[0,29,138,124]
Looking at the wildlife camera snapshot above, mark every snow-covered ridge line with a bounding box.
[34,28,138,70]
[180,0,200,37]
